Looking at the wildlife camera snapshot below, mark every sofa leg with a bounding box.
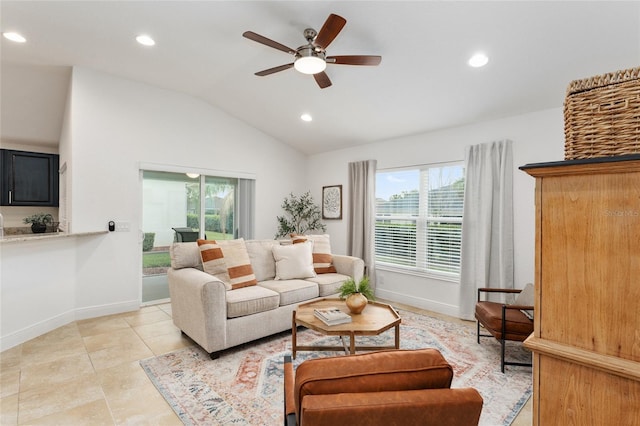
[209,351,220,360]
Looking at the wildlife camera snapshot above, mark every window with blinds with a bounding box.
[375,164,464,277]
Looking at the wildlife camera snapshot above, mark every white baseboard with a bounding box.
[141,297,171,307]
[375,288,461,318]
[74,299,141,321]
[1,299,140,352]
[0,309,75,352]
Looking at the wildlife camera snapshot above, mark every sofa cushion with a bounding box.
[259,279,320,306]
[170,242,203,271]
[292,234,337,274]
[272,241,317,280]
[245,239,279,282]
[305,273,350,297]
[197,238,257,290]
[225,285,280,318]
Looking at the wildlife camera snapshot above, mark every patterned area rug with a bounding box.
[140,309,532,425]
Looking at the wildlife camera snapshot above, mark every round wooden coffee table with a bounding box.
[292,298,401,359]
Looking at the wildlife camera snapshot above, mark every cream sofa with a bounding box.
[168,238,365,358]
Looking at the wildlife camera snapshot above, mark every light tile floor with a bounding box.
[1,302,532,425]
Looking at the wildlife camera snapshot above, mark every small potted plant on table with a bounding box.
[23,213,54,234]
[339,276,375,314]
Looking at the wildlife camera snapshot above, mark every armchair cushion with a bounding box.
[475,302,533,340]
[300,388,483,426]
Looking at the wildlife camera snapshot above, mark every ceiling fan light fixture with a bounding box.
[294,47,326,74]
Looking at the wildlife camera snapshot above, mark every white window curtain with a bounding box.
[459,140,514,320]
[237,178,255,239]
[348,160,377,286]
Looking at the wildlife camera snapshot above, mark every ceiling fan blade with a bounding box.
[326,55,382,66]
[313,14,347,49]
[255,63,294,76]
[313,71,332,89]
[243,31,296,55]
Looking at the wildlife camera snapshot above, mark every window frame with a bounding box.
[375,161,464,282]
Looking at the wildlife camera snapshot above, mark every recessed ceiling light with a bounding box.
[300,113,313,122]
[3,32,26,43]
[136,35,155,46]
[468,53,489,68]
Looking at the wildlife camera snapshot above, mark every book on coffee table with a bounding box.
[314,307,352,326]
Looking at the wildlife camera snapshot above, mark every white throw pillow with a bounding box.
[272,241,317,280]
[514,283,534,320]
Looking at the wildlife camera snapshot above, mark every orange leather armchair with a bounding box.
[475,287,534,373]
[283,349,483,426]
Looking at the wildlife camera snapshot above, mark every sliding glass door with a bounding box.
[141,171,198,302]
[141,170,252,303]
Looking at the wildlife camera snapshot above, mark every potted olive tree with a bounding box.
[23,213,54,234]
[275,191,326,238]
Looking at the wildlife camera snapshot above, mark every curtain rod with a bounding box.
[377,159,464,172]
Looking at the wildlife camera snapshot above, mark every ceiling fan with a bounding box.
[243,13,381,89]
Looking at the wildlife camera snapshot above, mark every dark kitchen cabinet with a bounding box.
[1,149,59,206]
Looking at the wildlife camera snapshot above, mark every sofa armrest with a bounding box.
[331,254,365,282]
[168,267,228,353]
[299,388,483,426]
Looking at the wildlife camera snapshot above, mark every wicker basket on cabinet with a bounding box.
[564,66,640,160]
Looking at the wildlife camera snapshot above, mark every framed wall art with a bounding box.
[322,185,342,220]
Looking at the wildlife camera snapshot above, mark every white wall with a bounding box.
[1,237,79,349]
[66,67,308,311]
[1,67,308,350]
[307,108,565,317]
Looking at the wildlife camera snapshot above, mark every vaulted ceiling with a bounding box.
[1,1,639,154]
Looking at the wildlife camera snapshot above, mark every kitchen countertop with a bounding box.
[0,230,108,244]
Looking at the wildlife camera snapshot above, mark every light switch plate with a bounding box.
[115,221,130,232]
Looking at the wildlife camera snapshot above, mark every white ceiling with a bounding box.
[1,1,639,155]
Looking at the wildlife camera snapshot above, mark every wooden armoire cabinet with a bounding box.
[521,155,640,426]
